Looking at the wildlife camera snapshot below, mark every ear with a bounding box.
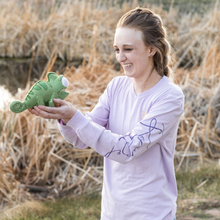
[47,72,58,82]
[149,47,157,57]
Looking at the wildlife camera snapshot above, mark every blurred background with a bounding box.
[0,0,220,219]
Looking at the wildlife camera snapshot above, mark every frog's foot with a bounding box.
[49,99,55,107]
[37,96,45,106]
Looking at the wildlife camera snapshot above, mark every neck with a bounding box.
[133,68,162,95]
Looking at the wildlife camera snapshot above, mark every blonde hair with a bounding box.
[117,7,173,80]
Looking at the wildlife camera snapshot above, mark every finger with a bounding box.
[55,103,61,107]
[53,98,67,106]
[54,100,62,107]
[33,106,51,118]
[29,109,38,115]
[29,108,40,116]
[33,106,60,119]
[28,108,33,114]
[37,105,58,114]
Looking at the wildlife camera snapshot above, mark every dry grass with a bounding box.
[0,200,45,220]
[0,54,120,212]
[0,0,135,62]
[0,0,217,65]
[0,0,220,213]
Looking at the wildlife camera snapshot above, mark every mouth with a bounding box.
[123,63,132,68]
[59,88,68,93]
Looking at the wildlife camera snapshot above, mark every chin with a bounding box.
[124,71,134,78]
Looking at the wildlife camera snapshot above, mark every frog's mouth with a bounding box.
[58,89,70,99]
[60,89,68,93]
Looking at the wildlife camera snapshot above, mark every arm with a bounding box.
[29,79,112,150]
[57,120,88,149]
[30,79,184,163]
[57,80,112,148]
[66,93,184,164]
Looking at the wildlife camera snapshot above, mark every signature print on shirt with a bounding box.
[105,118,164,158]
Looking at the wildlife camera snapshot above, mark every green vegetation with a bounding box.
[176,164,220,219]
[2,164,220,220]
[176,164,220,198]
[10,193,101,220]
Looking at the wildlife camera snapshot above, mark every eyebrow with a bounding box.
[113,44,135,47]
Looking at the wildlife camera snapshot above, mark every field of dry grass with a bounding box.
[0,0,220,214]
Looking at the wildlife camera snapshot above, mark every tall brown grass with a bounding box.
[0,0,220,212]
[0,0,136,62]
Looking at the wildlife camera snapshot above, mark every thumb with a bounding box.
[53,98,67,105]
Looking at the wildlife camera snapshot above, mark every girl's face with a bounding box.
[113,27,155,80]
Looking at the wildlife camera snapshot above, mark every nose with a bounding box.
[117,51,126,63]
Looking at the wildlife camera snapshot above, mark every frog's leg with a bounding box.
[49,100,55,107]
[37,96,45,106]
[48,93,55,107]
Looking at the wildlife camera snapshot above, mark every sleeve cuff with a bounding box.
[58,119,66,125]
[66,110,89,131]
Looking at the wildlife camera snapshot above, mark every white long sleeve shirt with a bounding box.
[58,76,184,220]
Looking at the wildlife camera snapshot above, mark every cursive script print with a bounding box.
[105,118,164,158]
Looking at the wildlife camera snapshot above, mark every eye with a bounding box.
[62,77,69,87]
[125,48,132,52]
[114,48,119,53]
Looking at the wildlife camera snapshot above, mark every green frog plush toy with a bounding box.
[10,72,70,113]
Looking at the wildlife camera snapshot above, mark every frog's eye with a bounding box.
[62,77,69,87]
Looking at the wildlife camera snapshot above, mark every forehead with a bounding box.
[114,27,144,46]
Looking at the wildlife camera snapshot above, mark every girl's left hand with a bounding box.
[28,98,77,124]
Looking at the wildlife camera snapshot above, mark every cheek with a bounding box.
[116,54,121,62]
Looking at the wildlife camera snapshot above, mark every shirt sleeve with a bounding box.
[57,79,113,149]
[65,93,184,164]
